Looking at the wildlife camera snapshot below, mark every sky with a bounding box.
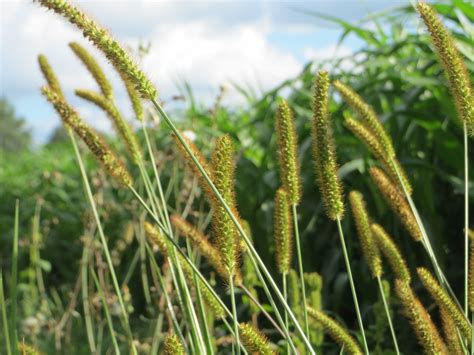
[0,0,414,144]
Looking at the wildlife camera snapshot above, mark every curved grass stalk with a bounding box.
[336,217,369,354]
[68,130,137,354]
[292,203,310,338]
[464,122,469,316]
[376,276,399,355]
[150,98,315,354]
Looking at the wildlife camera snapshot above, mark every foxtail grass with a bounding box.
[163,333,186,355]
[239,323,275,355]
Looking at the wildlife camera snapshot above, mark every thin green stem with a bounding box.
[10,200,19,355]
[283,273,290,354]
[292,204,310,337]
[376,276,399,355]
[0,270,12,355]
[336,216,368,354]
[90,268,121,355]
[81,241,96,353]
[150,98,314,354]
[464,121,469,316]
[230,275,241,354]
[68,131,137,355]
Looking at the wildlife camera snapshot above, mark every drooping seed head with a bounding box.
[371,224,411,283]
[41,87,132,186]
[439,306,464,355]
[417,267,470,339]
[239,323,275,355]
[273,188,293,274]
[369,167,422,242]
[417,2,474,135]
[38,54,64,97]
[395,279,448,354]
[163,334,185,355]
[275,100,301,205]
[210,134,239,276]
[345,117,413,195]
[69,42,113,99]
[75,89,142,164]
[334,80,395,156]
[37,0,157,99]
[311,70,344,220]
[307,307,363,355]
[348,191,382,278]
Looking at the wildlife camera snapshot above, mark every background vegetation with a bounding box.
[0,0,473,353]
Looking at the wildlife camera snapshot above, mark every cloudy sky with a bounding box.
[0,0,415,144]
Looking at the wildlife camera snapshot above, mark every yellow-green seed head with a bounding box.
[37,0,157,99]
[69,42,113,99]
[369,167,421,242]
[307,307,363,355]
[371,224,411,283]
[239,323,275,355]
[144,222,168,252]
[439,306,464,355]
[334,80,395,156]
[417,2,474,136]
[469,229,474,311]
[162,334,185,355]
[273,188,293,274]
[210,134,239,276]
[275,100,301,205]
[311,70,344,220]
[417,267,470,339]
[41,87,132,186]
[75,88,142,164]
[18,343,43,355]
[348,191,382,278]
[38,54,64,97]
[395,279,448,354]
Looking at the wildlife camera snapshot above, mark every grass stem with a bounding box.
[229,275,241,354]
[0,270,12,355]
[376,276,399,355]
[464,121,469,316]
[10,200,19,355]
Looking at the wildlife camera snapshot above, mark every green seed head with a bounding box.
[38,54,64,97]
[163,334,185,355]
[275,100,301,205]
[439,306,464,355]
[417,2,474,136]
[41,87,132,186]
[334,80,395,156]
[307,307,363,355]
[273,188,293,275]
[348,191,382,278]
[417,267,470,339]
[37,0,157,99]
[69,42,113,99]
[371,223,411,283]
[369,167,421,242]
[239,323,275,355]
[395,279,448,354]
[311,70,344,220]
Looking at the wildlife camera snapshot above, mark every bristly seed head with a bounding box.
[369,167,421,242]
[371,223,411,283]
[348,191,382,278]
[273,188,293,275]
[275,100,301,205]
[395,279,448,355]
[417,2,474,136]
[311,70,344,220]
[41,87,132,186]
[163,333,185,355]
[38,54,64,98]
[37,0,157,99]
[239,323,275,355]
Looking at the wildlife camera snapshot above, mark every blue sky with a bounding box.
[0,0,415,144]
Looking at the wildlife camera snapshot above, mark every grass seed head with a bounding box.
[417,267,470,339]
[307,307,363,355]
[348,191,382,278]
[69,42,113,99]
[369,167,421,241]
[41,86,132,186]
[275,100,301,205]
[311,70,344,220]
[395,279,448,354]
[38,54,64,97]
[37,0,157,99]
[163,333,185,355]
[371,223,411,283]
[439,306,464,355]
[273,188,293,275]
[239,323,275,355]
[417,2,474,135]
